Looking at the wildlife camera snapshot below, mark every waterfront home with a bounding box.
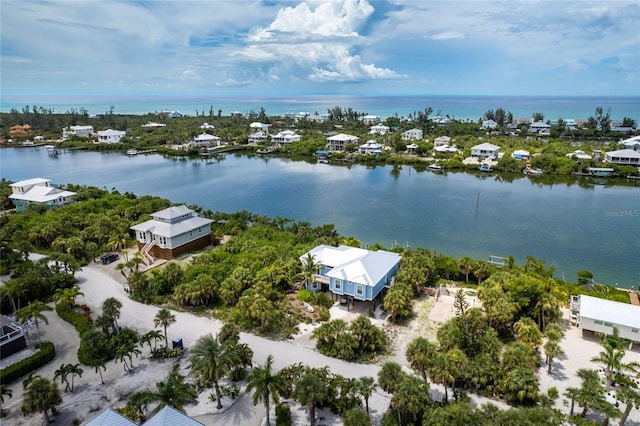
[402,128,423,141]
[406,143,418,154]
[326,133,359,151]
[435,145,460,154]
[300,245,402,304]
[434,136,451,147]
[511,149,530,160]
[359,140,383,155]
[471,142,500,160]
[248,131,268,145]
[362,114,381,125]
[9,178,76,212]
[605,149,640,166]
[130,204,214,262]
[620,135,640,152]
[481,119,498,129]
[566,150,592,160]
[271,130,301,144]
[528,121,551,133]
[62,125,94,140]
[369,124,390,135]
[0,315,27,359]
[570,295,640,346]
[97,129,126,143]
[192,133,221,147]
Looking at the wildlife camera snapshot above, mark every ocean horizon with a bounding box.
[2,94,639,123]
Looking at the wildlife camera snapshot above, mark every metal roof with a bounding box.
[141,406,204,426]
[84,408,136,426]
[578,294,640,329]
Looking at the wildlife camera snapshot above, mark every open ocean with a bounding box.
[1,94,639,123]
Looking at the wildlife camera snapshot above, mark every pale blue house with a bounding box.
[300,245,402,303]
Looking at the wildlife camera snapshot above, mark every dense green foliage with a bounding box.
[312,316,387,361]
[55,303,93,335]
[0,341,55,384]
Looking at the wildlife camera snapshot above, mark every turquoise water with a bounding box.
[1,147,639,288]
[2,94,638,123]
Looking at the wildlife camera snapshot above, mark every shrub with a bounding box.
[296,289,314,303]
[275,403,292,426]
[0,341,55,384]
[316,292,334,308]
[319,310,331,322]
[56,303,92,335]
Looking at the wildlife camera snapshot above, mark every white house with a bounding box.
[192,133,221,147]
[566,150,593,160]
[248,131,268,145]
[434,136,451,147]
[433,115,452,126]
[362,115,381,125]
[326,133,359,151]
[249,122,271,132]
[605,149,640,166]
[359,140,383,155]
[200,122,215,129]
[529,121,551,133]
[369,124,390,135]
[570,294,640,346]
[402,128,423,141]
[62,125,94,140]
[435,145,460,154]
[130,204,214,262]
[471,142,500,159]
[9,178,76,212]
[481,119,499,130]
[406,143,418,154]
[97,129,126,143]
[271,130,301,144]
[620,136,640,152]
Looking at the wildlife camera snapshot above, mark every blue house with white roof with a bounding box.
[300,245,402,303]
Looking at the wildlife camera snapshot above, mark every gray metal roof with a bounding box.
[84,408,136,426]
[142,406,204,426]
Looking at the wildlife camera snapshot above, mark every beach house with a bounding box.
[402,128,423,141]
[570,294,640,346]
[481,119,499,130]
[300,245,402,305]
[528,121,551,134]
[130,205,214,262]
[369,124,390,135]
[248,131,268,145]
[511,149,530,160]
[271,130,301,144]
[471,142,500,160]
[97,129,126,143]
[86,406,204,426]
[620,136,640,152]
[62,125,94,140]
[9,178,76,212]
[192,133,221,147]
[359,140,383,155]
[434,136,451,147]
[605,149,640,166]
[362,115,381,125]
[326,133,359,151]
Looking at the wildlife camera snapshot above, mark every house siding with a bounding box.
[580,317,640,343]
[136,234,211,260]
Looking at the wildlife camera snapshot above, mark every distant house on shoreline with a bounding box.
[192,133,221,147]
[604,149,640,166]
[62,125,94,140]
[326,133,359,151]
[402,128,423,141]
[9,178,76,212]
[130,204,214,262]
[471,142,500,160]
[97,129,126,143]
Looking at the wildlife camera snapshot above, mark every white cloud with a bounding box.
[430,31,464,41]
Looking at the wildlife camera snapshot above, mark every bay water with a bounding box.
[1,147,638,288]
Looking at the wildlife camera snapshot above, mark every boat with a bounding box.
[256,147,276,155]
[478,164,493,172]
[524,167,543,176]
[428,163,443,171]
[44,145,59,155]
[126,149,139,156]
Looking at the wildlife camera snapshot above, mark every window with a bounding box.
[604,322,614,327]
[632,328,638,333]
[594,320,603,325]
[356,285,364,296]
[334,280,342,290]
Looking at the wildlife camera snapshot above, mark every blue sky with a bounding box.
[1,0,639,97]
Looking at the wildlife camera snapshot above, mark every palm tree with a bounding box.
[53,363,71,392]
[301,252,320,292]
[575,368,606,418]
[142,364,197,414]
[0,279,25,312]
[356,376,377,414]
[543,340,564,374]
[513,317,543,349]
[189,333,240,409]
[67,363,83,392]
[91,359,107,385]
[294,371,328,426]
[0,383,13,416]
[22,377,61,425]
[457,256,476,283]
[564,387,580,417]
[15,301,52,344]
[102,297,122,334]
[246,354,285,426]
[53,286,84,310]
[616,385,640,425]
[406,337,436,380]
[154,307,176,349]
[592,343,634,391]
[140,329,163,352]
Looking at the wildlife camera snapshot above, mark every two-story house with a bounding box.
[326,133,359,151]
[9,178,76,212]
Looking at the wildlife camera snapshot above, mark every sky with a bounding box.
[1,0,639,97]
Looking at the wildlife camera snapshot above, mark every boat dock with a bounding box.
[127,149,157,156]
